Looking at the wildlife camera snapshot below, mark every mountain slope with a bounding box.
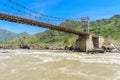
[7,32,30,44]
[6,14,120,45]
[90,14,120,39]
[0,29,17,42]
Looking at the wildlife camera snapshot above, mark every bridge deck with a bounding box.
[0,13,89,36]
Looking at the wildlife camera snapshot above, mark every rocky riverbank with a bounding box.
[0,44,67,50]
[0,42,120,53]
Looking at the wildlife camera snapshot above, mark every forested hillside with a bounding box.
[6,14,120,45]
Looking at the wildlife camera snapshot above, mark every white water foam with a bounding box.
[59,67,96,77]
[43,52,120,64]
[113,71,120,80]
[70,71,96,77]
[11,69,17,73]
[27,51,120,65]
[2,50,120,65]
[32,57,62,64]
[0,56,11,60]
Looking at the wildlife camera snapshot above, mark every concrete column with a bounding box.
[98,36,104,48]
[75,35,94,52]
[92,36,104,48]
[92,37,99,48]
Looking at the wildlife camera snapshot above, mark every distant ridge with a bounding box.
[0,29,17,42]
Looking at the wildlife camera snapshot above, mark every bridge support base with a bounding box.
[75,35,104,52]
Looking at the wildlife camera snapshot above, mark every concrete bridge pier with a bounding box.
[75,35,104,52]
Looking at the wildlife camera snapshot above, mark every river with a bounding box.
[0,50,120,80]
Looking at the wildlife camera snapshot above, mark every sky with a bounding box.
[0,0,120,34]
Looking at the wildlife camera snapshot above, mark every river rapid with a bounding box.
[0,50,120,80]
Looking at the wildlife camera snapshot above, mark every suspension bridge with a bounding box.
[0,0,105,52]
